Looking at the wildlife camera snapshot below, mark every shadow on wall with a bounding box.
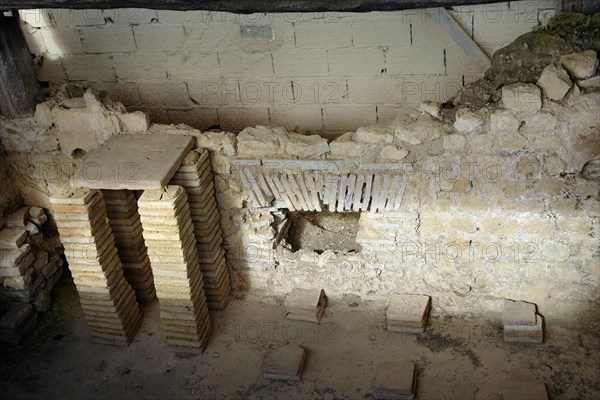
[0,143,23,227]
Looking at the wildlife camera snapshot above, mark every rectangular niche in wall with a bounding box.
[285,211,362,254]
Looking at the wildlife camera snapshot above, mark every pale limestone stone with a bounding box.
[379,146,408,161]
[489,110,520,135]
[447,216,477,233]
[501,83,542,113]
[453,109,484,134]
[221,133,237,157]
[214,175,228,193]
[557,218,590,233]
[560,50,599,79]
[352,124,394,144]
[443,134,466,151]
[535,176,564,195]
[418,101,441,118]
[451,178,471,193]
[516,154,541,178]
[211,154,230,174]
[537,64,572,101]
[119,111,150,133]
[216,188,246,209]
[191,131,223,151]
[53,103,119,159]
[37,134,60,153]
[237,126,286,157]
[479,216,518,236]
[577,75,600,89]
[563,83,581,104]
[542,243,570,262]
[330,132,369,158]
[523,220,556,235]
[284,134,329,158]
[519,112,558,136]
[573,179,598,198]
[394,117,443,145]
[543,154,566,175]
[34,102,54,128]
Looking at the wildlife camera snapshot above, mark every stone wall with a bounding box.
[18,1,558,133]
[0,21,598,332]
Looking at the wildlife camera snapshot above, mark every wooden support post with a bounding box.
[0,13,43,119]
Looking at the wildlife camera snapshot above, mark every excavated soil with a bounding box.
[1,275,599,400]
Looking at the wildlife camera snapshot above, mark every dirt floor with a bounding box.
[1,274,599,400]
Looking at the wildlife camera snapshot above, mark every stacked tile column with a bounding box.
[101,190,156,305]
[50,187,141,346]
[137,186,211,353]
[170,149,231,310]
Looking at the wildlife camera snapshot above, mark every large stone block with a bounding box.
[536,64,572,101]
[394,116,443,145]
[453,109,484,134]
[560,50,599,79]
[501,83,542,113]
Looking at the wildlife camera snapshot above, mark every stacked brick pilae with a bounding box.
[503,299,544,344]
[137,185,211,353]
[170,149,231,310]
[386,294,431,334]
[101,190,155,305]
[50,187,141,346]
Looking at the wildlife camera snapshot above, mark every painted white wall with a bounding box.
[19,1,558,132]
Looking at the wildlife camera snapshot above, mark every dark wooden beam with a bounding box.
[0,15,43,118]
[0,0,529,13]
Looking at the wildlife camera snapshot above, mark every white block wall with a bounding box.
[19,1,558,132]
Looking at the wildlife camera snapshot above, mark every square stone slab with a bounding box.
[374,361,416,397]
[501,381,548,400]
[503,299,538,326]
[387,294,431,323]
[285,288,325,311]
[72,135,194,190]
[0,303,34,329]
[262,344,306,381]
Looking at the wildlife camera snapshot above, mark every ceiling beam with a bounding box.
[0,0,529,13]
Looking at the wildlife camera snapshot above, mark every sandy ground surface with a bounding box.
[1,275,599,400]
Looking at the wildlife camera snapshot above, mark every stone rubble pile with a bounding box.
[0,205,64,344]
[50,188,142,346]
[0,303,37,345]
[138,186,211,353]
